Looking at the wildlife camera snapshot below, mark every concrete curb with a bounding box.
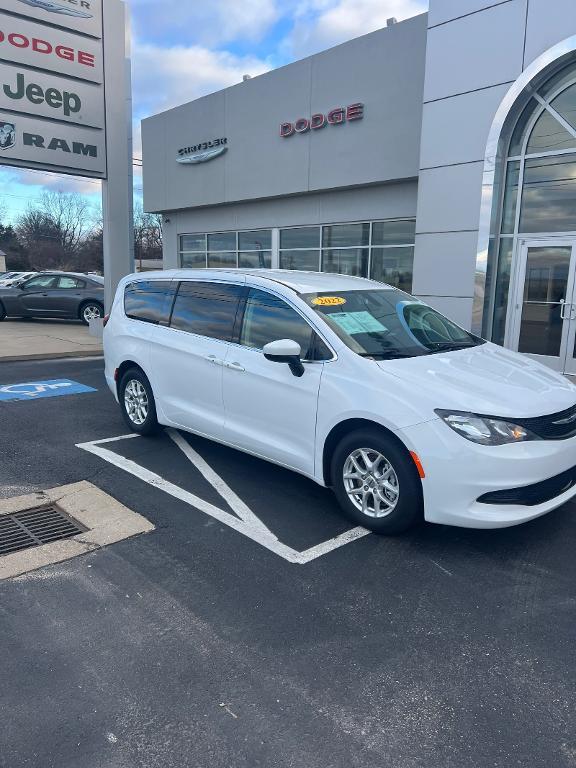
[0,481,155,580]
[0,350,103,363]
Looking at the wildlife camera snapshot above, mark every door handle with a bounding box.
[560,301,576,320]
[225,361,246,372]
[205,355,224,366]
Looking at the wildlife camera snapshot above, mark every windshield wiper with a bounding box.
[425,340,480,352]
[357,350,413,360]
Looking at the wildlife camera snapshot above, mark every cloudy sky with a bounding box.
[0,0,427,225]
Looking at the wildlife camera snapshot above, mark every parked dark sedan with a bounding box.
[0,272,105,324]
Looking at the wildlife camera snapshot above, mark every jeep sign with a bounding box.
[0,64,104,127]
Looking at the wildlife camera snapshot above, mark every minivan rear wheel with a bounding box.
[331,429,423,534]
[119,368,159,435]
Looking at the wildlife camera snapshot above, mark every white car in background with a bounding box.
[103,269,576,534]
[0,271,36,287]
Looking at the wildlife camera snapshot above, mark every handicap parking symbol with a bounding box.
[0,379,97,402]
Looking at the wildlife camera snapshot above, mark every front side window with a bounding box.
[124,280,174,325]
[170,281,244,341]
[240,288,331,360]
[304,289,483,360]
[22,275,58,289]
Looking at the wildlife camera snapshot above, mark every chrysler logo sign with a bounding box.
[280,103,364,137]
[17,0,93,18]
[177,137,228,165]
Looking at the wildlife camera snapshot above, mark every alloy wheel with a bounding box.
[83,304,102,322]
[343,448,400,518]
[124,379,149,425]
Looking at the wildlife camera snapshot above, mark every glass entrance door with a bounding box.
[508,240,576,373]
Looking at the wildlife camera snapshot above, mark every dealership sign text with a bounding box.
[280,103,364,137]
[177,137,228,164]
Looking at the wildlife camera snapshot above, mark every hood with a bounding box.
[377,342,576,419]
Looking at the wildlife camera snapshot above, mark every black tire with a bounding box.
[79,301,104,325]
[118,368,160,435]
[331,428,423,534]
[0,302,5,321]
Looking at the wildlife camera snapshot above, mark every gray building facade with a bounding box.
[142,0,576,375]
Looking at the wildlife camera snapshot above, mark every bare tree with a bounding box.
[133,203,163,268]
[16,190,99,270]
[38,189,96,255]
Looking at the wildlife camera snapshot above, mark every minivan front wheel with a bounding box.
[331,429,423,534]
[119,368,159,435]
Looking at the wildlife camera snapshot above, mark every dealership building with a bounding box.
[142,0,576,374]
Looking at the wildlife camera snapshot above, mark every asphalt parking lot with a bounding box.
[1,357,576,768]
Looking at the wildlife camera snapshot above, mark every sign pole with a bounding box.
[102,0,134,311]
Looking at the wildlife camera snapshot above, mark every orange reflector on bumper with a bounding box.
[410,451,425,479]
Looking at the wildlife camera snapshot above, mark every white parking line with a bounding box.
[76,433,371,564]
[167,428,274,536]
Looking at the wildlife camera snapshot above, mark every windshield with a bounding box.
[302,288,485,360]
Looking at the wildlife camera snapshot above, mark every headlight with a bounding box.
[435,409,538,445]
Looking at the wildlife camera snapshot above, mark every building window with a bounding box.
[180,230,272,269]
[279,227,321,270]
[484,61,576,344]
[280,220,415,289]
[179,221,415,290]
[238,230,272,268]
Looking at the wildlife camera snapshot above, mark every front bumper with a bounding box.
[400,418,576,529]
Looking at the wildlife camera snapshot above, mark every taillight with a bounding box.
[103,313,110,327]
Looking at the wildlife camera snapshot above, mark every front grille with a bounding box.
[0,505,86,556]
[478,465,576,506]
[516,402,576,440]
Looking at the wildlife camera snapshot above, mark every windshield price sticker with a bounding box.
[329,311,388,335]
[312,296,346,306]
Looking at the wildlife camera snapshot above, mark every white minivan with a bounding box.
[104,269,576,534]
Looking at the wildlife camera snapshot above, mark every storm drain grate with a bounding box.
[0,505,87,556]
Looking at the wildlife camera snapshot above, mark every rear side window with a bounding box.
[124,280,174,325]
[170,281,244,341]
[240,288,332,360]
[58,276,85,289]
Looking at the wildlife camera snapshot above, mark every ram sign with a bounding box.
[0,0,106,176]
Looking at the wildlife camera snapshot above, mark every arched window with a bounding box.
[485,61,576,344]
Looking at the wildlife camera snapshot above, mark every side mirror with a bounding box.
[263,339,305,377]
